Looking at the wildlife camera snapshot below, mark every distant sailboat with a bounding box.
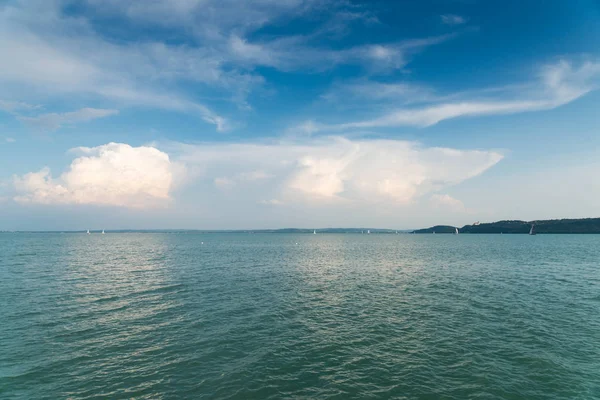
[455,228,459,235]
[86,229,90,235]
[313,230,316,235]
[101,230,105,235]
[367,230,370,234]
[529,224,536,235]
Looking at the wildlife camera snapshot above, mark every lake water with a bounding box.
[1,233,599,399]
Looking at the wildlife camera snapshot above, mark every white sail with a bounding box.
[86,229,90,235]
[455,228,459,235]
[529,224,535,235]
[102,230,105,235]
[367,230,370,234]
[313,230,316,234]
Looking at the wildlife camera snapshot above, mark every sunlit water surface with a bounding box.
[1,233,599,399]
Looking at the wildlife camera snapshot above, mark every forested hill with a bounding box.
[413,218,600,234]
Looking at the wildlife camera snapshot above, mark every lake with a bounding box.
[1,233,599,399]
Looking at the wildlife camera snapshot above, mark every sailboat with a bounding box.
[529,224,536,236]
[455,227,459,235]
[367,230,370,234]
[313,230,316,235]
[86,229,90,235]
[101,230,105,235]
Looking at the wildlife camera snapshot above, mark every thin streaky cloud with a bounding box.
[228,32,457,72]
[441,14,467,25]
[18,108,119,131]
[0,99,42,114]
[0,0,453,132]
[315,59,600,131]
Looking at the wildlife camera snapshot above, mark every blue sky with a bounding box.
[1,0,599,230]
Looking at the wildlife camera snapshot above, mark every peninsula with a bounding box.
[413,218,600,234]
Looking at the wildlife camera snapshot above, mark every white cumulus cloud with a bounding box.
[172,137,503,206]
[14,143,180,208]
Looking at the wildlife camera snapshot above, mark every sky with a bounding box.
[1,0,600,230]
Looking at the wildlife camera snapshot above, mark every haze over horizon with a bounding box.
[1,0,599,231]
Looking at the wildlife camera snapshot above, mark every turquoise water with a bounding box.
[1,233,599,399]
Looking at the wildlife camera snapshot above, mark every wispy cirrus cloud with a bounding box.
[0,1,246,130]
[0,99,41,114]
[81,0,378,39]
[441,14,467,26]
[0,0,457,133]
[311,59,600,131]
[321,80,438,106]
[228,32,457,73]
[0,21,231,131]
[18,108,119,131]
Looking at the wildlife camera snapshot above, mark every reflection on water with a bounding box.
[1,233,599,399]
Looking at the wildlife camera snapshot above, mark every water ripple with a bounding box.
[1,233,599,399]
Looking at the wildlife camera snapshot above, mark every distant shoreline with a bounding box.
[0,228,409,234]
[2,218,600,234]
[413,218,600,234]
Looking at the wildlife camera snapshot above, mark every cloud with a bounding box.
[321,81,437,107]
[0,99,41,114]
[214,177,235,188]
[430,193,466,212]
[172,137,503,205]
[14,143,180,208]
[259,199,284,206]
[18,108,118,131]
[0,2,229,130]
[82,0,376,39]
[95,87,229,131]
[317,59,600,131]
[0,1,453,130]
[214,170,274,188]
[228,33,456,73]
[5,137,16,143]
[441,14,467,25]
[12,138,502,221]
